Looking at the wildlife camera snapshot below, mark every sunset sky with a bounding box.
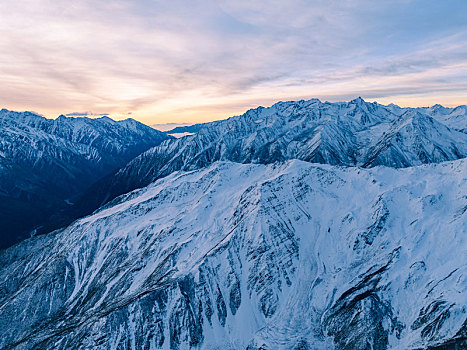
[0,0,466,125]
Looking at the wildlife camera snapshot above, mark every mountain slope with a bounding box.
[362,110,466,168]
[0,109,170,249]
[420,105,467,133]
[73,98,467,216]
[0,159,465,349]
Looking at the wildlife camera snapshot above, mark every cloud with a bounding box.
[65,112,109,117]
[66,112,91,117]
[0,0,466,123]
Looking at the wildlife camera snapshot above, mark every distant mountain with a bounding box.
[0,109,171,249]
[1,159,465,349]
[165,123,204,135]
[151,123,194,132]
[72,98,467,217]
[153,123,204,138]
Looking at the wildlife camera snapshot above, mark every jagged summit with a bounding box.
[77,98,466,218]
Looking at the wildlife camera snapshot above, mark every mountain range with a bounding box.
[70,98,467,223]
[0,98,466,349]
[0,109,170,249]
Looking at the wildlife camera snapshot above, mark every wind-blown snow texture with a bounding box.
[79,98,467,213]
[0,159,466,349]
[0,109,170,248]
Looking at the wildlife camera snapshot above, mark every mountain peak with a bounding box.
[351,96,366,104]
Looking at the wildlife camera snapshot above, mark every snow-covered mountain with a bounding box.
[1,98,465,349]
[0,159,465,349]
[386,103,467,133]
[0,109,170,249]
[74,98,467,215]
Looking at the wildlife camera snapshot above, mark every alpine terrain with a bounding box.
[74,98,467,215]
[0,99,466,349]
[0,109,170,249]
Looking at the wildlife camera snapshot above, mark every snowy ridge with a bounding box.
[0,159,465,349]
[79,98,467,213]
[0,109,170,248]
[0,109,170,166]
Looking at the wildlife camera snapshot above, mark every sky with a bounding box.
[0,0,466,125]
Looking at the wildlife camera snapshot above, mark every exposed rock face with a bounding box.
[1,159,465,349]
[0,109,170,248]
